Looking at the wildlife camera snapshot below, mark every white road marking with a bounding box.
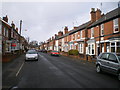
[16,62,24,76]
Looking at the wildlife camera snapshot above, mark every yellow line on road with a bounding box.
[16,62,24,77]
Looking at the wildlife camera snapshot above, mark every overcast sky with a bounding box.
[2,1,119,43]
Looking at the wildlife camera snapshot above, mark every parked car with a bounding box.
[42,49,47,53]
[50,51,60,56]
[25,49,39,61]
[96,52,120,80]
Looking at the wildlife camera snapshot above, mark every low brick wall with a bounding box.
[61,52,96,63]
[2,53,21,63]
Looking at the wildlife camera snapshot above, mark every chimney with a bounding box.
[73,27,78,30]
[64,26,68,34]
[90,8,96,22]
[16,27,18,32]
[52,36,54,40]
[58,31,63,36]
[96,8,101,20]
[55,34,58,38]
[11,21,15,29]
[3,15,8,23]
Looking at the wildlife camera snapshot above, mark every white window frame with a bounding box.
[110,41,120,53]
[11,29,13,38]
[113,18,119,33]
[91,28,94,38]
[77,32,80,37]
[80,30,82,39]
[88,43,95,55]
[79,43,84,54]
[75,32,77,40]
[101,24,104,36]
[6,28,8,37]
[4,27,6,36]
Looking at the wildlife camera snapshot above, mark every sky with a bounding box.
[1,1,119,43]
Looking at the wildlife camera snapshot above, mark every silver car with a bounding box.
[96,52,120,80]
[25,50,39,61]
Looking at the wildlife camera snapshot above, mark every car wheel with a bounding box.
[118,72,120,81]
[96,65,101,73]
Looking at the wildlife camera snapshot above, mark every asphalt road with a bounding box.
[2,52,120,89]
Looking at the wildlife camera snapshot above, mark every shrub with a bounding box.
[68,49,79,55]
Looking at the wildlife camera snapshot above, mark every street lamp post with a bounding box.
[19,20,22,54]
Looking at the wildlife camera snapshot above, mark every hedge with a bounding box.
[68,49,79,55]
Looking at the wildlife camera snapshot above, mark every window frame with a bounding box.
[101,24,104,36]
[91,28,94,38]
[113,18,119,33]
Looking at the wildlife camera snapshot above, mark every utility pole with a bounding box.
[19,20,22,54]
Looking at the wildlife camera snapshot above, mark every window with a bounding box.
[111,42,115,52]
[110,42,120,53]
[4,27,6,36]
[91,28,94,38]
[88,43,95,55]
[100,53,109,60]
[106,43,110,52]
[117,42,120,53]
[113,18,119,33]
[80,30,82,39]
[77,32,80,37]
[108,54,118,63]
[75,32,77,40]
[11,29,13,38]
[101,24,104,36]
[79,43,83,53]
[6,29,8,37]
[92,44,94,54]
[88,45,90,54]
[101,43,104,53]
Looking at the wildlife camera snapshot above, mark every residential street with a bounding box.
[2,52,120,89]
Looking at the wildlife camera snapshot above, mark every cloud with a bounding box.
[2,2,118,43]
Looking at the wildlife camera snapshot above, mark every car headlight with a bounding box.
[35,56,38,58]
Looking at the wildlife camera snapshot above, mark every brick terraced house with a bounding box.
[1,15,28,56]
[41,7,120,61]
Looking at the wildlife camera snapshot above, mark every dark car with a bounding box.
[50,51,60,56]
[96,52,120,80]
[42,49,47,53]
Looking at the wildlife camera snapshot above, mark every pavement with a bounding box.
[2,52,120,89]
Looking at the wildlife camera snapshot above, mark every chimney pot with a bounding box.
[64,26,68,34]
[3,15,8,23]
[90,8,96,22]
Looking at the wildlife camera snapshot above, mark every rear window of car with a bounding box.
[27,50,37,54]
[100,53,109,60]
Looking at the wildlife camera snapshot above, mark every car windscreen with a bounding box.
[27,51,37,54]
[117,54,120,60]
[118,56,120,60]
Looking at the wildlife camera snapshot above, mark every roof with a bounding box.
[55,21,91,40]
[69,21,91,35]
[88,7,120,28]
[55,7,120,40]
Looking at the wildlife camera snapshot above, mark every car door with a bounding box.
[107,53,119,74]
[99,53,110,71]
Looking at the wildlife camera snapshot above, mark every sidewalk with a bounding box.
[2,54,25,89]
